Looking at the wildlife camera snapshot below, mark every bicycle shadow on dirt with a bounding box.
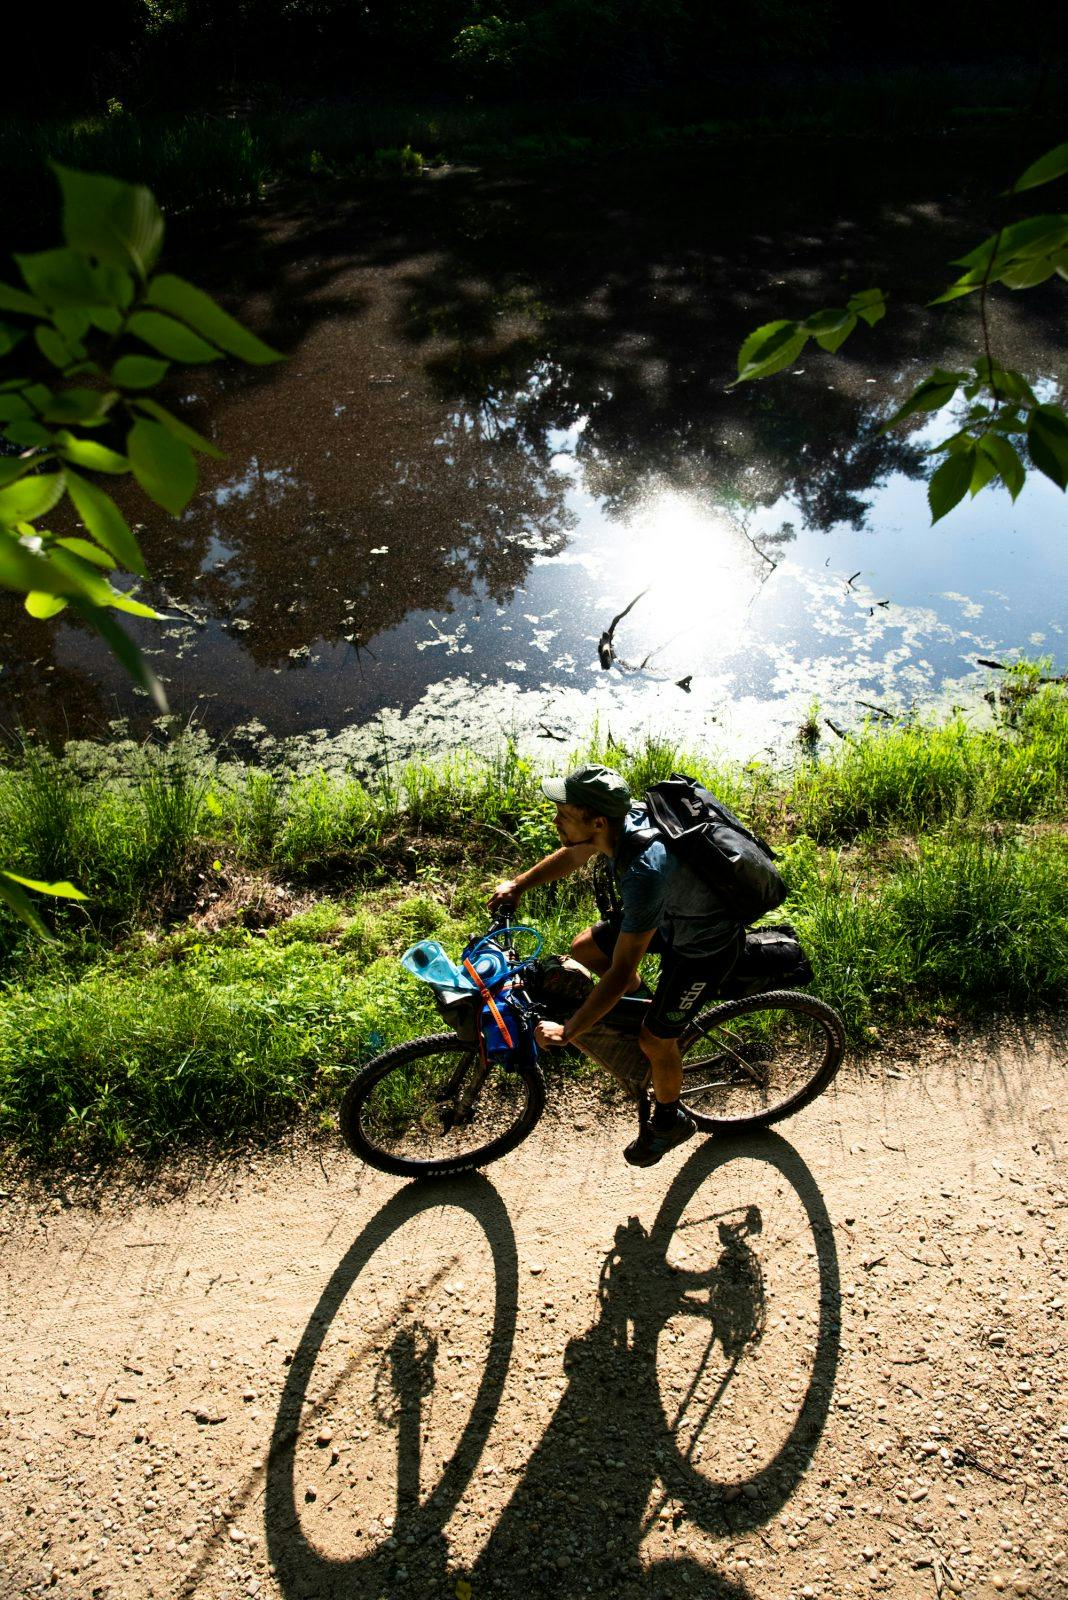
[265,1129,839,1599]
[469,1129,840,1597]
[264,1173,518,1599]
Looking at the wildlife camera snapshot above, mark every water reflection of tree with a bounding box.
[6,141,1061,741]
[427,321,926,539]
[170,392,574,669]
[0,373,576,725]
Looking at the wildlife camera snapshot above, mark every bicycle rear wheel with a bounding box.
[340,1033,546,1178]
[679,990,844,1132]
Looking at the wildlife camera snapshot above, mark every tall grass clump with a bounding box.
[0,744,86,887]
[783,829,1068,1029]
[0,925,450,1157]
[231,768,289,863]
[401,741,543,833]
[883,831,1068,1004]
[273,773,379,871]
[132,744,210,881]
[793,678,1068,841]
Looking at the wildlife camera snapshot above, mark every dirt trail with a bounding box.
[1,1021,1066,1600]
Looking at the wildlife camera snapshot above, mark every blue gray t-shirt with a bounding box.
[615,804,738,958]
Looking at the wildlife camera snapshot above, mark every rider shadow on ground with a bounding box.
[263,1174,519,1599]
[265,1130,840,1599]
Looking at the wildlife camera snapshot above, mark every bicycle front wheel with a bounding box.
[340,1033,546,1178]
[679,990,845,1132]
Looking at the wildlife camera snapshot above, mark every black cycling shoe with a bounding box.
[624,1108,697,1167]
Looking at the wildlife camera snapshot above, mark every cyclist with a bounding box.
[489,763,745,1167]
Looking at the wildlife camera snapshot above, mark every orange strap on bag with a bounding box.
[463,958,514,1049]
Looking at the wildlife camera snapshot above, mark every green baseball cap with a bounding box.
[541,763,632,818]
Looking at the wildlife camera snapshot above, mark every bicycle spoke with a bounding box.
[350,1039,539,1169]
[681,995,841,1126]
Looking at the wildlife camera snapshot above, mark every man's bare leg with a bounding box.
[570,928,643,993]
[638,1025,683,1104]
[621,1025,694,1165]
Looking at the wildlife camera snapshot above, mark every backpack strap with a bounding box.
[613,819,661,876]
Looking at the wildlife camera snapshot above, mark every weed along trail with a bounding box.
[1,1021,1065,1600]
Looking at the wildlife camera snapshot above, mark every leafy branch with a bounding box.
[0,164,283,930]
[732,139,1068,522]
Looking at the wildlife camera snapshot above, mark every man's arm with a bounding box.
[560,929,654,1042]
[489,841,598,912]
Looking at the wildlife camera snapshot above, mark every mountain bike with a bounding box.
[339,913,846,1179]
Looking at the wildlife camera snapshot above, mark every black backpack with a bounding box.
[618,773,788,927]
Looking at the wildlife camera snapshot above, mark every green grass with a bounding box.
[0,675,1065,1162]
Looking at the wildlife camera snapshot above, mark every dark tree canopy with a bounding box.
[5,1,1048,114]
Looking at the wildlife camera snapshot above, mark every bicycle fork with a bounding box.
[436,1048,492,1130]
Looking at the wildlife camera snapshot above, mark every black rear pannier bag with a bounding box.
[723,923,813,997]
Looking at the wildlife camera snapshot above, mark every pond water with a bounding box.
[1,142,1064,770]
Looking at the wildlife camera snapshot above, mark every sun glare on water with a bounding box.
[603,490,766,671]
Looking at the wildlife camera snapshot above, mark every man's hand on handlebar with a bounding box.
[488,880,522,916]
[535,1020,567,1049]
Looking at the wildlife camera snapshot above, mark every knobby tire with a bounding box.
[340,1031,546,1178]
[679,989,845,1132]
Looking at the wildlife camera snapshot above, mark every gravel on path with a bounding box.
[1,1019,1065,1600]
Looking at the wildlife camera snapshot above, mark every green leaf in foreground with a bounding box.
[55,431,129,474]
[0,320,26,358]
[1011,141,1068,195]
[0,457,43,489]
[87,305,123,335]
[846,287,886,326]
[111,354,170,388]
[0,281,46,316]
[34,325,77,368]
[2,870,87,899]
[15,247,100,308]
[802,308,857,353]
[1028,405,1068,490]
[126,310,221,364]
[4,420,53,448]
[25,590,69,619]
[999,257,1058,290]
[0,874,50,937]
[40,387,117,427]
[55,536,116,569]
[53,163,164,280]
[127,419,197,514]
[0,869,88,940]
[968,448,999,496]
[0,470,66,525]
[928,447,975,522]
[65,470,146,576]
[106,589,164,620]
[132,397,223,459]
[978,434,1025,500]
[955,215,1068,271]
[147,274,283,364]
[734,319,807,383]
[0,394,32,421]
[69,598,168,711]
[884,370,963,430]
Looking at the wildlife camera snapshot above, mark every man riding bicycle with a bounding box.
[489,763,745,1167]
